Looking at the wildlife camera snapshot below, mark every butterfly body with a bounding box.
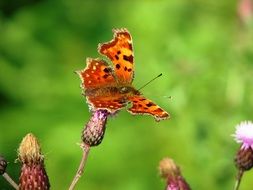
[84,85,141,112]
[85,85,139,97]
[77,28,169,121]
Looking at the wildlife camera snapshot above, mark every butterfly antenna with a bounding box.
[137,73,162,91]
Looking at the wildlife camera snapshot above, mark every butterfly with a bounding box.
[77,28,169,121]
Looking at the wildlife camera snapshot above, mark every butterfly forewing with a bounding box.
[98,28,134,84]
[77,58,116,89]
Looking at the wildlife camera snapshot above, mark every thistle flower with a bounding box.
[82,109,109,146]
[234,121,253,168]
[233,121,253,190]
[69,109,110,190]
[233,121,253,171]
[233,121,253,150]
[18,133,50,190]
[159,158,191,190]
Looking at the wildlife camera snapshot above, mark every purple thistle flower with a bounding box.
[233,121,253,150]
[233,121,253,190]
[69,110,110,189]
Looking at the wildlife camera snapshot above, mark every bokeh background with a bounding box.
[1,0,253,189]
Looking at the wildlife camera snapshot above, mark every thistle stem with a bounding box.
[234,169,244,190]
[2,172,19,190]
[68,143,91,190]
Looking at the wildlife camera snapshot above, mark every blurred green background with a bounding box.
[1,0,253,189]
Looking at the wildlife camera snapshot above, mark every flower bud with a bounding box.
[235,146,253,171]
[159,158,180,180]
[18,133,50,190]
[82,109,109,146]
[159,158,191,190]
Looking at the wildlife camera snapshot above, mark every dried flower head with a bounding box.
[159,158,180,179]
[82,109,109,146]
[159,158,191,190]
[18,133,42,163]
[233,121,253,150]
[18,133,50,190]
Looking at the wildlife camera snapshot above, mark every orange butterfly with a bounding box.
[77,28,169,121]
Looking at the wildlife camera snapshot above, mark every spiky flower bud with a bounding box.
[18,133,50,190]
[0,156,7,175]
[235,146,253,171]
[159,158,191,190]
[82,109,109,146]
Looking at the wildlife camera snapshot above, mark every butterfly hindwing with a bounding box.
[98,28,134,84]
[127,95,169,121]
[87,94,127,113]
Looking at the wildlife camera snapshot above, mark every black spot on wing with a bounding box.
[129,43,133,50]
[146,102,155,107]
[155,108,163,112]
[116,64,120,69]
[103,68,112,73]
[123,55,133,63]
[103,74,109,79]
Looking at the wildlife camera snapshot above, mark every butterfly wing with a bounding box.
[98,28,134,84]
[77,58,128,113]
[76,58,116,89]
[127,95,169,121]
[87,95,127,113]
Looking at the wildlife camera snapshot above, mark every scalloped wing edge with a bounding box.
[127,109,170,122]
[97,28,132,54]
[75,57,113,90]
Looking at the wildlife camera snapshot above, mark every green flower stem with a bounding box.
[234,169,244,190]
